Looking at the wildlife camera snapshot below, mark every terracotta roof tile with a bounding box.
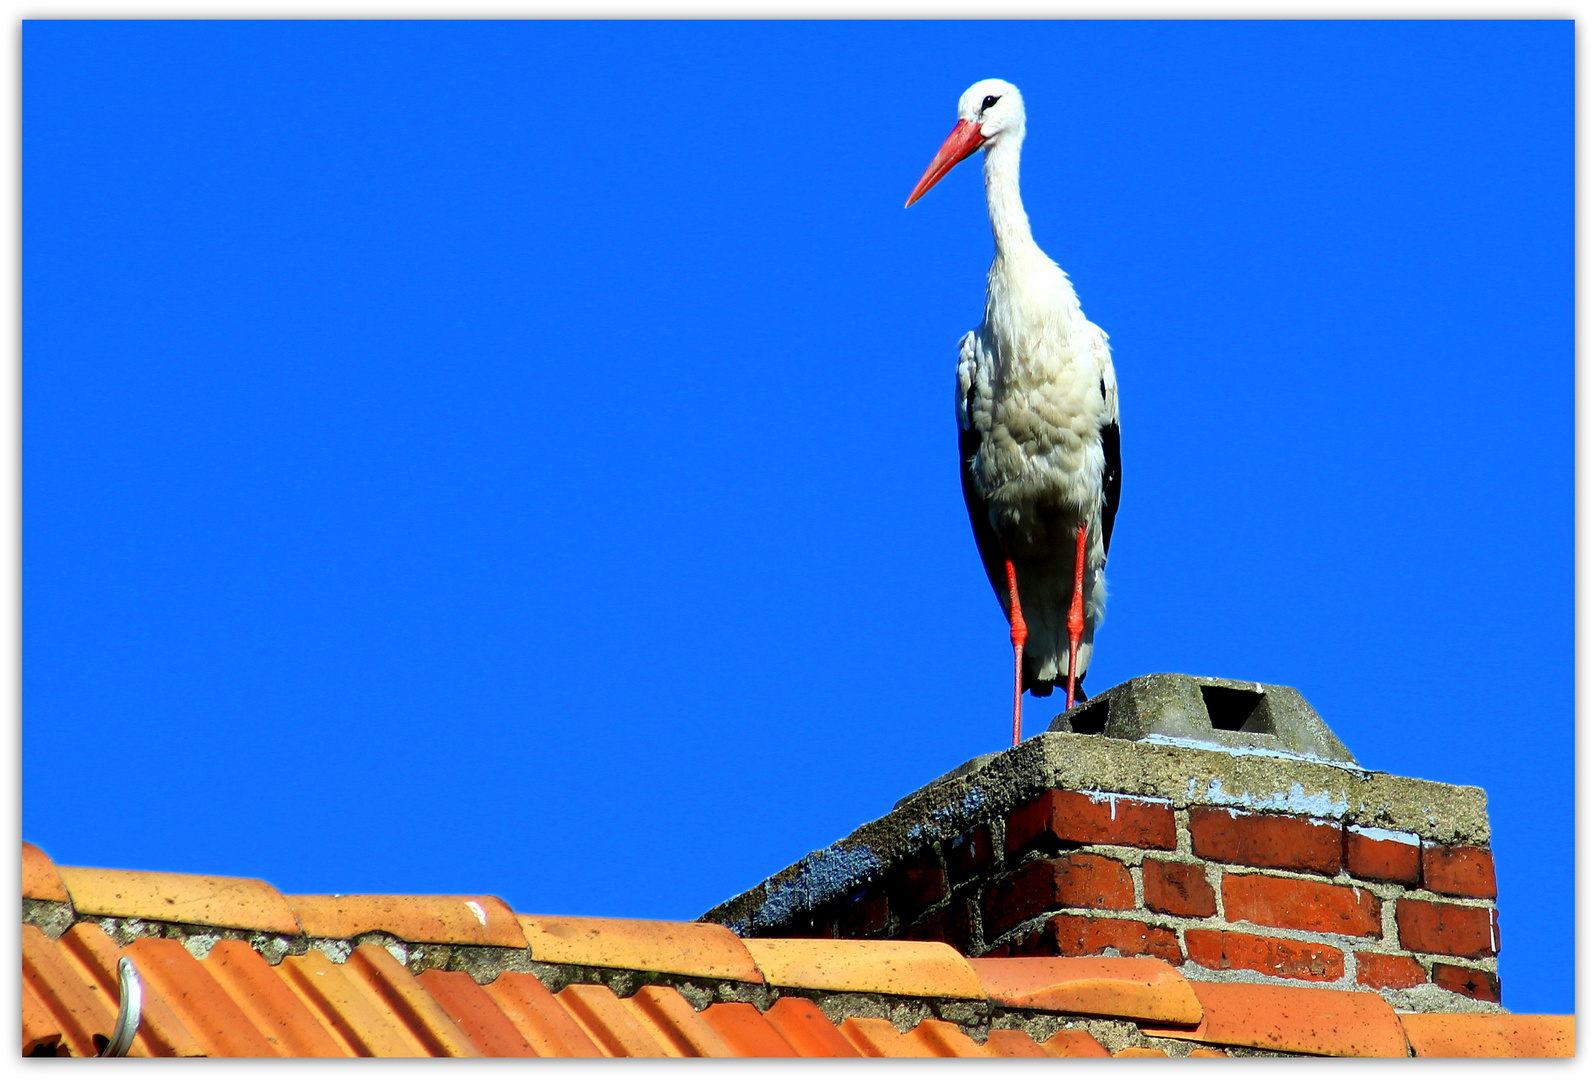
[201,940,346,1057]
[628,984,735,1056]
[910,1018,1005,1056]
[123,938,278,1057]
[700,1000,800,1056]
[1399,1013,1573,1057]
[58,923,207,1057]
[742,938,985,998]
[479,971,603,1056]
[839,1016,944,1056]
[415,969,538,1057]
[21,973,63,1056]
[969,955,1203,1024]
[277,949,432,1056]
[1039,1029,1112,1057]
[760,995,863,1057]
[287,894,522,948]
[1141,980,1410,1057]
[22,923,112,1058]
[517,914,762,982]
[983,1028,1053,1057]
[22,842,68,903]
[841,1016,1052,1057]
[56,866,300,935]
[1116,1046,1169,1056]
[340,944,482,1056]
[18,850,1555,1060]
[555,982,672,1056]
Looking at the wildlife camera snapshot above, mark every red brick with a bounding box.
[1184,929,1344,982]
[1421,844,1497,899]
[1396,899,1497,959]
[1007,790,1176,853]
[1221,873,1381,938]
[1431,962,1500,1003]
[1189,807,1341,875]
[1345,827,1421,884]
[1142,859,1217,918]
[901,900,973,954]
[835,889,888,937]
[886,860,947,924]
[1355,952,1426,990]
[983,855,1135,938]
[1003,914,1182,964]
[947,825,995,883]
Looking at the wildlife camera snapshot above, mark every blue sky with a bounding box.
[23,20,1570,1012]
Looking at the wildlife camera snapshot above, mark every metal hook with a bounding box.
[98,957,142,1057]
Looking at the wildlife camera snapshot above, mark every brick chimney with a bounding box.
[703,674,1501,1013]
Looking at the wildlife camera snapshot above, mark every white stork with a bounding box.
[906,79,1121,746]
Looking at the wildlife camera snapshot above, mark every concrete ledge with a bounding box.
[703,732,1488,936]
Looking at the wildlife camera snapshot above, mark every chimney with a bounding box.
[703,674,1501,1013]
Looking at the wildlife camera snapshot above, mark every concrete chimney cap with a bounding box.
[1049,673,1359,766]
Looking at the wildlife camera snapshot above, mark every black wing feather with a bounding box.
[959,423,1010,615]
[1100,420,1121,553]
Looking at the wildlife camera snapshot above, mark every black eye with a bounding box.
[981,95,1001,112]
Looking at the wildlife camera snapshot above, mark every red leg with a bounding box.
[1066,522,1088,710]
[1004,553,1026,747]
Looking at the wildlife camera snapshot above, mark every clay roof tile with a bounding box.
[969,955,1203,1025]
[23,843,69,903]
[201,939,346,1057]
[1140,980,1410,1057]
[517,914,762,982]
[56,866,299,936]
[741,938,985,999]
[123,937,279,1057]
[415,968,539,1057]
[287,894,522,948]
[1399,1013,1573,1057]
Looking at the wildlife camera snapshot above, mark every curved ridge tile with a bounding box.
[57,866,300,935]
[23,843,68,903]
[742,939,984,999]
[969,956,1203,1024]
[287,894,523,948]
[1400,1014,1573,1057]
[1140,981,1409,1057]
[517,915,762,982]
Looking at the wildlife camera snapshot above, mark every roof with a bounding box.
[21,843,1572,1058]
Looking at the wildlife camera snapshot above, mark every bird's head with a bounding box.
[905,79,1025,208]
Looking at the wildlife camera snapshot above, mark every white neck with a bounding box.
[982,134,1035,257]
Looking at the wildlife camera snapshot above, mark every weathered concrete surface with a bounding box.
[1049,673,1359,764]
[702,730,1488,935]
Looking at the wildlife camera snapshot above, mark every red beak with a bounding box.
[905,119,987,207]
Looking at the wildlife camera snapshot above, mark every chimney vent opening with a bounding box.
[1067,697,1110,735]
[1200,685,1272,733]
